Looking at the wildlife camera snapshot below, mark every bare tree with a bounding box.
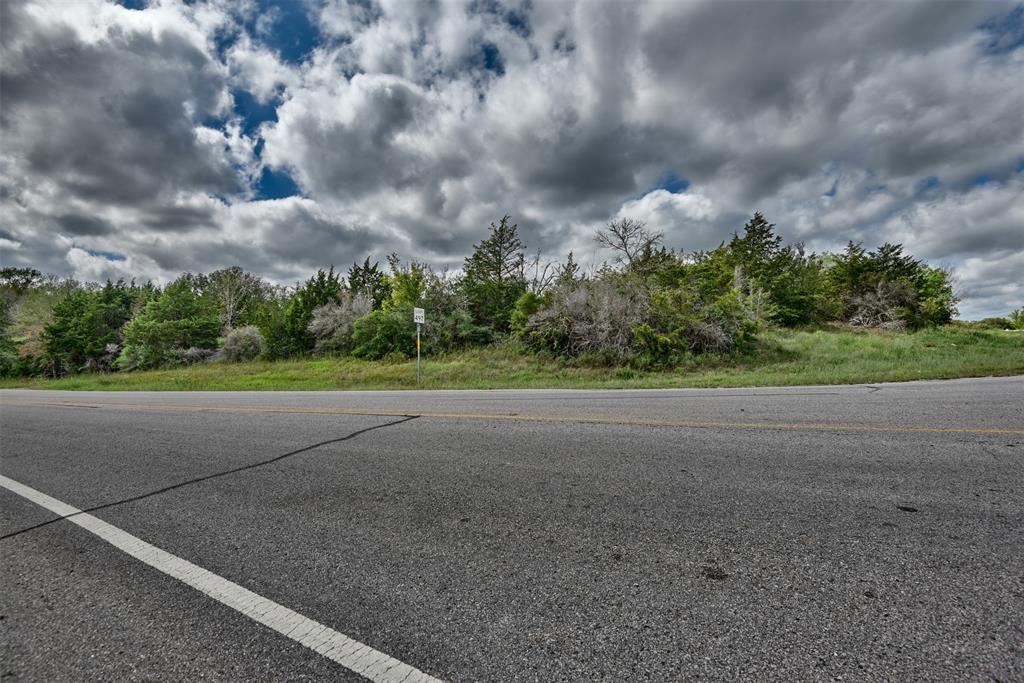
[595,218,663,268]
[527,250,558,294]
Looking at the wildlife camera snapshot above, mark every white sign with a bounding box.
[413,307,425,324]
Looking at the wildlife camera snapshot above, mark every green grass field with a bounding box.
[2,326,1022,391]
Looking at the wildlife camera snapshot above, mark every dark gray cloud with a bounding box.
[53,214,115,237]
[1,4,237,203]
[0,0,1021,318]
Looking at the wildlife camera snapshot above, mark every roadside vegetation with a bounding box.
[2,211,1021,390]
[2,327,1020,391]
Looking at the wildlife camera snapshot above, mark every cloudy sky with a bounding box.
[1,0,1021,318]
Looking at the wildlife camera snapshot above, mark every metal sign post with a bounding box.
[413,307,425,385]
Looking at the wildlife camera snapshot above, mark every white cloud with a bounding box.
[1,0,1022,319]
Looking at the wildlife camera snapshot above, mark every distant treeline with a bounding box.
[4,212,1012,378]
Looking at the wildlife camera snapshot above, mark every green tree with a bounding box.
[43,280,136,374]
[280,268,344,355]
[724,212,825,326]
[118,275,220,369]
[1009,309,1024,330]
[251,286,292,360]
[384,253,426,309]
[556,251,581,286]
[916,266,958,326]
[463,215,527,333]
[824,242,957,327]
[347,258,391,309]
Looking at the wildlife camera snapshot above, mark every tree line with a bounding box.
[1,211,991,378]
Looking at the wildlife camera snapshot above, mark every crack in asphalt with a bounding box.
[0,415,419,541]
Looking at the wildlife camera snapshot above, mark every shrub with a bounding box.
[847,281,916,330]
[633,287,756,367]
[968,317,1013,330]
[114,344,148,372]
[351,308,415,360]
[1010,309,1024,330]
[519,277,649,363]
[82,343,121,373]
[168,347,216,366]
[221,325,265,362]
[359,256,491,359]
[308,292,373,354]
[825,242,957,328]
[510,291,548,335]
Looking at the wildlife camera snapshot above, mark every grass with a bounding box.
[2,326,1021,392]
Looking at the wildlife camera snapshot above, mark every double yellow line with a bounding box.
[4,397,1023,436]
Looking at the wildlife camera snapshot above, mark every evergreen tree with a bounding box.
[43,280,137,373]
[281,267,344,354]
[463,215,527,333]
[348,257,391,309]
[556,251,581,285]
[725,212,825,325]
[118,276,220,369]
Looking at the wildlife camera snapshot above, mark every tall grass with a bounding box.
[2,327,1021,391]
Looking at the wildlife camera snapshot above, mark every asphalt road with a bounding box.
[1,377,1022,681]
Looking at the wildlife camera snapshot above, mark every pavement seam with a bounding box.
[0,415,419,541]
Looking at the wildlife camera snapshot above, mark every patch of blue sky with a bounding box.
[85,248,126,262]
[468,0,531,37]
[914,176,941,194]
[479,42,505,76]
[232,88,279,136]
[505,6,531,38]
[979,4,1024,55]
[256,167,301,200]
[250,0,321,65]
[653,171,690,194]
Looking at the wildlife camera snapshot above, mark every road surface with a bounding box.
[2,377,1022,681]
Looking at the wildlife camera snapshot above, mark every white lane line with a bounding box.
[0,474,443,683]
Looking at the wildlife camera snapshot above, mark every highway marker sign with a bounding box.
[413,308,425,383]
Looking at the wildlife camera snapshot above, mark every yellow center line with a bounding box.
[4,397,1023,435]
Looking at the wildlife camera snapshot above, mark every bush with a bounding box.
[519,277,649,363]
[308,292,373,354]
[361,256,491,358]
[351,308,415,360]
[221,326,265,362]
[966,317,1013,330]
[847,281,916,330]
[168,347,217,366]
[633,288,756,367]
[114,344,148,372]
[510,291,548,335]
[1010,309,1024,330]
[825,242,958,328]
